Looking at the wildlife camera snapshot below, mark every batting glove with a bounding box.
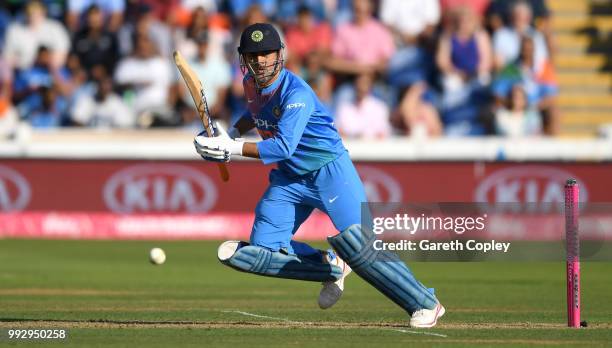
[194,124,244,162]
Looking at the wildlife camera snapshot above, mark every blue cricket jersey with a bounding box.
[238,69,346,176]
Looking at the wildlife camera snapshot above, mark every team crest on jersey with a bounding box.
[251,30,264,42]
[272,106,281,118]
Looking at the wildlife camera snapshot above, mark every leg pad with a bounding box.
[218,241,342,282]
[328,225,437,313]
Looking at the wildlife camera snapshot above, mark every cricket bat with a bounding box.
[173,50,230,182]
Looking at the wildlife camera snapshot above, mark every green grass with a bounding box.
[0,239,611,347]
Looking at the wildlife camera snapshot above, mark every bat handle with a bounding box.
[218,163,230,182]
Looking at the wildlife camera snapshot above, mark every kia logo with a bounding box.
[104,164,217,213]
[474,166,588,203]
[0,165,31,211]
[356,165,402,202]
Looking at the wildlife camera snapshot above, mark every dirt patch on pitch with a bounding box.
[1,320,610,330]
[0,320,405,330]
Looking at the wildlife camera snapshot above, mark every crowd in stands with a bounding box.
[0,0,558,139]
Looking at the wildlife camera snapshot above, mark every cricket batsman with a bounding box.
[193,23,445,328]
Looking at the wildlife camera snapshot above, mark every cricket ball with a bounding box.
[149,247,166,265]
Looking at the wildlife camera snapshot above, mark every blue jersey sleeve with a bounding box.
[257,90,314,164]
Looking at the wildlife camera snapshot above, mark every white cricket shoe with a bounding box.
[318,253,351,309]
[409,302,445,328]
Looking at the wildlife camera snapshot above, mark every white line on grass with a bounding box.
[223,310,448,338]
[222,310,298,323]
[391,329,448,338]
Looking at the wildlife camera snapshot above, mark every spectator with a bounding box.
[28,86,67,128]
[0,6,11,48]
[118,4,173,57]
[526,0,554,59]
[495,84,541,136]
[485,0,506,32]
[12,46,72,120]
[177,0,218,14]
[66,0,125,33]
[233,3,286,46]
[72,5,120,78]
[285,6,332,71]
[239,4,271,28]
[336,73,391,139]
[327,0,395,107]
[327,0,395,76]
[114,34,173,121]
[0,97,18,138]
[492,35,558,134]
[225,0,276,20]
[436,6,492,107]
[440,0,489,20]
[139,0,182,23]
[181,31,231,125]
[276,0,328,25]
[325,0,354,26]
[63,53,97,117]
[39,1,68,21]
[3,1,70,70]
[174,6,210,61]
[300,51,333,106]
[232,4,285,47]
[0,54,18,138]
[166,0,230,57]
[0,0,562,136]
[380,0,439,88]
[0,50,12,104]
[492,1,548,71]
[380,0,440,45]
[487,0,554,62]
[66,52,95,95]
[486,0,550,32]
[174,6,231,61]
[392,82,442,138]
[438,6,492,80]
[71,75,135,128]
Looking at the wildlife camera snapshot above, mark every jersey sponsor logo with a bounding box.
[474,166,588,204]
[253,118,279,130]
[286,102,306,109]
[104,164,217,213]
[0,165,31,211]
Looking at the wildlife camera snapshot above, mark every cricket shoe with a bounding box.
[318,251,351,309]
[409,302,445,328]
